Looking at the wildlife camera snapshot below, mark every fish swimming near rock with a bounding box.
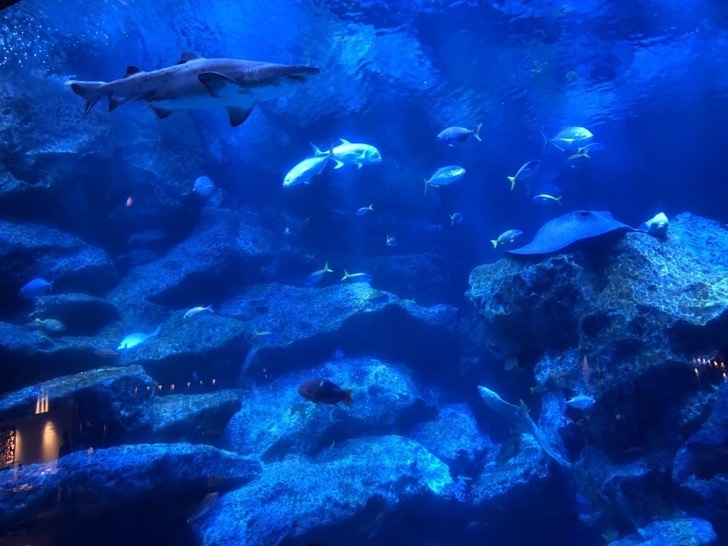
[67,52,320,127]
[299,378,353,405]
[183,305,213,318]
[33,318,66,334]
[508,210,635,255]
[187,491,219,524]
[193,175,215,197]
[436,124,482,146]
[638,212,669,237]
[477,385,571,468]
[341,270,373,283]
[19,277,53,300]
[117,325,161,350]
[491,229,523,248]
[565,395,596,411]
[305,262,333,285]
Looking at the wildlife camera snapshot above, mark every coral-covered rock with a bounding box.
[0,443,260,530]
[194,435,452,545]
[223,357,437,460]
[0,219,116,309]
[0,366,155,434]
[152,390,242,444]
[219,282,458,377]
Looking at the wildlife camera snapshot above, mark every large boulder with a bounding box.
[467,213,728,363]
[28,293,120,336]
[0,322,129,393]
[152,390,242,444]
[108,206,277,328]
[0,366,155,437]
[194,435,452,545]
[0,443,260,533]
[219,282,458,378]
[0,219,117,311]
[223,357,437,460]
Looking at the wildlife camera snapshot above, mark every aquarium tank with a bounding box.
[1,0,728,544]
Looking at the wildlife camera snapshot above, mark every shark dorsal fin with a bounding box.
[124,66,144,78]
[178,51,202,64]
[339,138,351,145]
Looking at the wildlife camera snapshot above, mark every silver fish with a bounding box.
[283,156,329,187]
[424,166,466,195]
[117,325,161,350]
[550,126,594,151]
[491,229,523,248]
[507,160,540,190]
[67,52,319,127]
[436,123,482,146]
[183,305,213,319]
[313,140,382,169]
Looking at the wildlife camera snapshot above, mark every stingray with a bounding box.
[507,210,635,255]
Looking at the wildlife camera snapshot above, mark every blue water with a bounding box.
[1,0,728,544]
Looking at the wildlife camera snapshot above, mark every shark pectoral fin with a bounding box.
[108,95,130,112]
[226,106,253,127]
[333,160,345,169]
[124,66,144,78]
[198,72,238,98]
[149,104,173,119]
[178,51,202,64]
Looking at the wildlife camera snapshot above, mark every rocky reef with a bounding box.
[468,212,728,542]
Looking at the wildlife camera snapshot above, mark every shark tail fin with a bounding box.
[68,81,107,115]
[507,176,516,191]
[473,122,482,142]
[490,240,498,249]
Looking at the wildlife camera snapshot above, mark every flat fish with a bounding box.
[508,210,634,255]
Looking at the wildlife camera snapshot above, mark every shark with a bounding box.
[67,51,320,127]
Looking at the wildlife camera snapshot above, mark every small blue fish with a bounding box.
[19,278,53,300]
[193,175,215,197]
[341,270,373,283]
[533,194,562,205]
[507,160,541,190]
[117,325,161,350]
[565,395,596,411]
[251,329,279,342]
[449,212,464,225]
[356,204,374,216]
[305,262,333,285]
[436,123,482,146]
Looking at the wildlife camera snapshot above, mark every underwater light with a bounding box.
[34,390,49,414]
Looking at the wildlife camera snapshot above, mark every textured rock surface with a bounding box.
[467,213,728,362]
[117,313,248,388]
[108,207,277,327]
[195,435,452,546]
[220,282,458,377]
[0,443,260,529]
[152,390,242,444]
[0,219,117,308]
[609,517,717,546]
[29,293,120,335]
[0,323,132,393]
[673,382,728,540]
[223,357,437,460]
[0,365,155,433]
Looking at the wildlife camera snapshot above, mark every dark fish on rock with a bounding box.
[299,379,353,405]
[66,51,320,127]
